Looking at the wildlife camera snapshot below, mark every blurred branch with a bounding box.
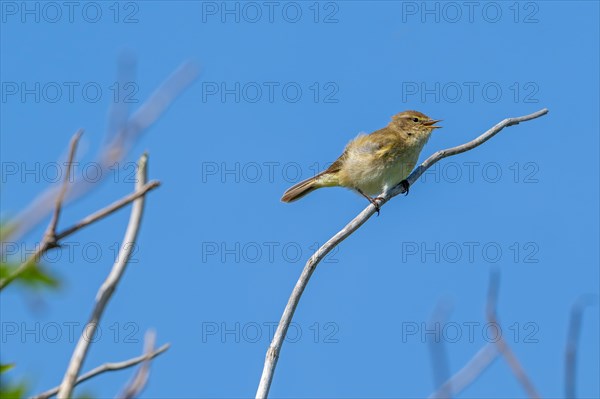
[57,154,151,399]
[255,108,549,398]
[0,131,81,290]
[0,180,160,290]
[428,298,453,398]
[118,330,158,399]
[429,270,507,399]
[32,342,169,399]
[4,58,198,245]
[565,294,597,398]
[430,269,544,398]
[486,270,540,399]
[429,343,499,399]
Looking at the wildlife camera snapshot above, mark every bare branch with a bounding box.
[31,343,169,399]
[0,180,160,290]
[55,181,160,241]
[255,109,549,399]
[565,294,597,398]
[486,270,540,399]
[118,330,158,399]
[57,154,150,399]
[44,130,83,246]
[428,298,453,397]
[429,343,499,399]
[388,108,549,198]
[4,60,198,245]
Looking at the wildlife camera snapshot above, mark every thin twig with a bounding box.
[388,108,549,198]
[55,181,159,241]
[118,330,157,399]
[486,270,540,399]
[31,343,169,399]
[57,154,150,399]
[429,343,499,399]
[44,130,83,246]
[428,298,453,397]
[565,294,597,398]
[0,180,160,290]
[255,108,549,398]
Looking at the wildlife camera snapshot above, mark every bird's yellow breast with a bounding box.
[337,134,426,196]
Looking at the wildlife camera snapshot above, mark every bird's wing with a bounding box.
[324,152,345,174]
[324,133,380,174]
[324,128,405,174]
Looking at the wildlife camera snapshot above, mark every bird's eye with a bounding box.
[412,117,419,122]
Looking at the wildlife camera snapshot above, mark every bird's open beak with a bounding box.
[424,119,442,129]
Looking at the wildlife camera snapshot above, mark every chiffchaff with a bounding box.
[281,110,441,210]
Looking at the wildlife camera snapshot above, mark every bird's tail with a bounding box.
[281,172,336,202]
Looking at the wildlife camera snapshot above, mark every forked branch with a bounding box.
[57,154,152,399]
[32,341,169,399]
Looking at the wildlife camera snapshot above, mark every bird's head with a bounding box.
[390,110,442,140]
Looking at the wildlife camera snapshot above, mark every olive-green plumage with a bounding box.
[281,110,441,204]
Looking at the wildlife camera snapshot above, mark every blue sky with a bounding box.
[1,1,599,398]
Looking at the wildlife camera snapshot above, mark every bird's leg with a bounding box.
[356,188,384,216]
[400,179,410,196]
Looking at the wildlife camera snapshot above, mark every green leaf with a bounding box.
[0,264,13,280]
[0,263,60,291]
[0,364,15,374]
[19,265,60,289]
[0,380,27,399]
[0,362,29,398]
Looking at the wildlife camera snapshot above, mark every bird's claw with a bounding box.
[370,196,384,216]
[400,180,410,196]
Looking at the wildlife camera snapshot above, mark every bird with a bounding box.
[281,110,441,212]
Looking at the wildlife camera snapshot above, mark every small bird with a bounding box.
[281,110,441,211]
